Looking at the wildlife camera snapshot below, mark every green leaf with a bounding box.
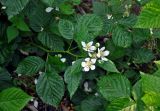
[106,98,136,111]
[16,56,45,75]
[93,1,108,17]
[142,92,160,107]
[135,0,160,28]
[38,31,64,51]
[47,55,66,73]
[41,0,54,6]
[7,26,19,43]
[97,60,119,73]
[112,26,132,48]
[59,2,74,15]
[36,71,65,107]
[0,67,12,90]
[0,46,14,65]
[132,48,154,63]
[0,0,29,18]
[141,74,160,94]
[75,14,103,43]
[80,96,104,111]
[64,59,83,98]
[28,5,53,32]
[58,19,74,39]
[98,74,131,101]
[0,88,32,111]
[10,16,30,31]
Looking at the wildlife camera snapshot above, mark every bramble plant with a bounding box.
[1,0,160,111]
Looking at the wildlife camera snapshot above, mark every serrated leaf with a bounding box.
[64,59,83,98]
[0,88,32,111]
[58,19,74,39]
[7,26,19,43]
[135,0,160,28]
[81,96,104,111]
[132,48,154,63]
[0,0,29,18]
[28,5,53,32]
[142,92,160,107]
[106,98,136,111]
[10,16,30,31]
[36,71,65,107]
[98,74,131,101]
[75,14,103,43]
[97,60,119,73]
[16,56,45,75]
[38,31,64,51]
[112,26,132,48]
[141,74,160,94]
[41,0,54,6]
[59,2,74,15]
[0,67,12,90]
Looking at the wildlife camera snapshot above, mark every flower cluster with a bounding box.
[81,41,110,72]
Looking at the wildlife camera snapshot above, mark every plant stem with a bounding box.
[30,42,84,58]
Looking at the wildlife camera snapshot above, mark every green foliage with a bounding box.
[135,0,160,28]
[98,74,131,101]
[16,56,45,75]
[97,60,119,73]
[0,0,29,18]
[7,26,19,43]
[0,88,32,111]
[58,19,74,39]
[75,14,103,43]
[36,71,65,107]
[1,0,160,110]
[64,59,83,98]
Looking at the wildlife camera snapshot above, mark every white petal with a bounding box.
[100,47,105,51]
[97,51,101,58]
[85,58,90,61]
[87,41,93,46]
[81,41,86,47]
[103,50,110,56]
[90,46,96,51]
[34,100,38,108]
[72,61,75,65]
[45,7,53,13]
[91,59,96,64]
[84,67,90,72]
[81,62,86,67]
[102,57,108,61]
[90,65,95,70]
[61,58,66,63]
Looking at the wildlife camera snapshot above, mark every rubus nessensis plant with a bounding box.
[1,0,160,111]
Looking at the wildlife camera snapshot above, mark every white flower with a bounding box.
[97,47,110,61]
[45,7,53,13]
[81,41,96,52]
[39,71,43,75]
[81,58,96,72]
[61,58,66,63]
[95,92,99,96]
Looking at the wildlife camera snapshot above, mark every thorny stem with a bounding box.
[30,42,84,58]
